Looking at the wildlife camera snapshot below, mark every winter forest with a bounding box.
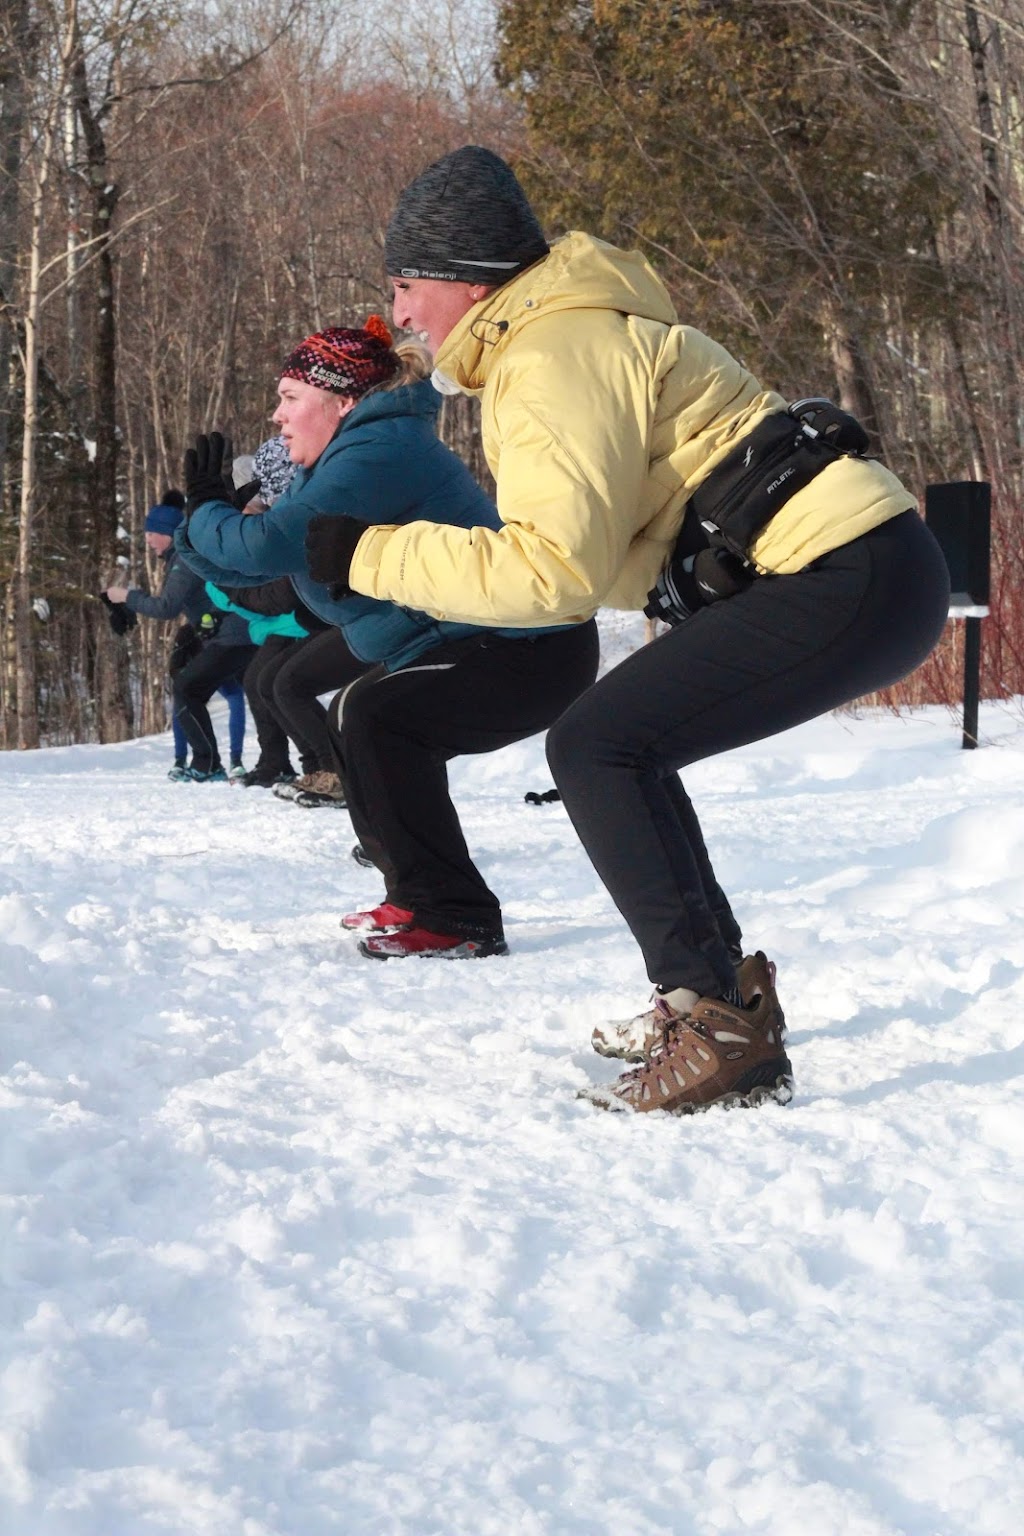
[3,7,1024,1532]
[0,0,1020,751]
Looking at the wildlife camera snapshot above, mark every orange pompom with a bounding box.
[364,314,393,346]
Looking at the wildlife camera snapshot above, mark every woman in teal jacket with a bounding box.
[180,318,598,956]
[179,322,535,671]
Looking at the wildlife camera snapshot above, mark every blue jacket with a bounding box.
[176,380,544,671]
[125,548,252,647]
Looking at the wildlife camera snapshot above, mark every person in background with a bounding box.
[177,317,598,955]
[303,145,949,1114]
[206,575,358,805]
[236,628,305,789]
[249,434,296,512]
[219,435,354,804]
[106,491,256,782]
[167,626,247,782]
[242,624,361,806]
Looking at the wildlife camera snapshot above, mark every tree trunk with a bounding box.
[13,39,64,749]
[0,0,31,520]
[70,14,131,742]
[823,309,882,450]
[963,2,1003,241]
[0,0,32,747]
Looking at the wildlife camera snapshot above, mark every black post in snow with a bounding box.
[924,483,991,752]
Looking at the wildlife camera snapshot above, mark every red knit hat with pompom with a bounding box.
[280,315,398,397]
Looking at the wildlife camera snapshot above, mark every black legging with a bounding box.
[244,628,368,776]
[173,641,255,773]
[244,636,304,775]
[546,510,950,997]
[329,622,600,939]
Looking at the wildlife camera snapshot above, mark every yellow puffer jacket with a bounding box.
[349,232,915,625]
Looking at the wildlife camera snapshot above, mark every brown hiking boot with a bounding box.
[294,770,343,795]
[293,770,347,807]
[580,952,792,1115]
[737,952,785,1035]
[591,990,689,1064]
[590,952,784,1063]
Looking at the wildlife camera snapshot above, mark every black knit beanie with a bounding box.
[385,146,549,287]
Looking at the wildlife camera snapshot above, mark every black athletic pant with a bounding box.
[546,510,950,997]
[273,628,367,773]
[328,621,600,938]
[244,635,303,775]
[244,629,367,776]
[173,641,256,772]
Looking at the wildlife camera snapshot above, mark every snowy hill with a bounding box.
[2,613,1022,1536]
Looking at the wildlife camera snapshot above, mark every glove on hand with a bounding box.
[304,514,366,601]
[99,591,137,636]
[232,479,261,511]
[184,431,235,517]
[222,576,296,616]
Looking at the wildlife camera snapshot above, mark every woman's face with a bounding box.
[273,378,351,467]
[389,276,485,356]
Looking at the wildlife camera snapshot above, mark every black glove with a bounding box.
[232,478,261,511]
[222,577,296,616]
[304,514,366,601]
[184,431,235,517]
[99,591,137,636]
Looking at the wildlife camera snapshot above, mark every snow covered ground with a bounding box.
[2,611,1022,1536]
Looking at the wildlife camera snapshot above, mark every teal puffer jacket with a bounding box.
[178,379,550,671]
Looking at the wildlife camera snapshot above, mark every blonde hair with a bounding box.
[381,339,432,390]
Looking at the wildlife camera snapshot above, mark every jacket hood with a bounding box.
[343,377,440,429]
[433,232,679,393]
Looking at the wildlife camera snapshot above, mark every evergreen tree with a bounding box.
[495,0,954,440]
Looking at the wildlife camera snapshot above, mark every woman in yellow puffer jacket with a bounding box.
[305,146,950,1118]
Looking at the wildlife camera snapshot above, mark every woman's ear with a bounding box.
[333,394,357,419]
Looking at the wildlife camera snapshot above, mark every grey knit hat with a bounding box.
[252,434,297,504]
[385,146,549,287]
